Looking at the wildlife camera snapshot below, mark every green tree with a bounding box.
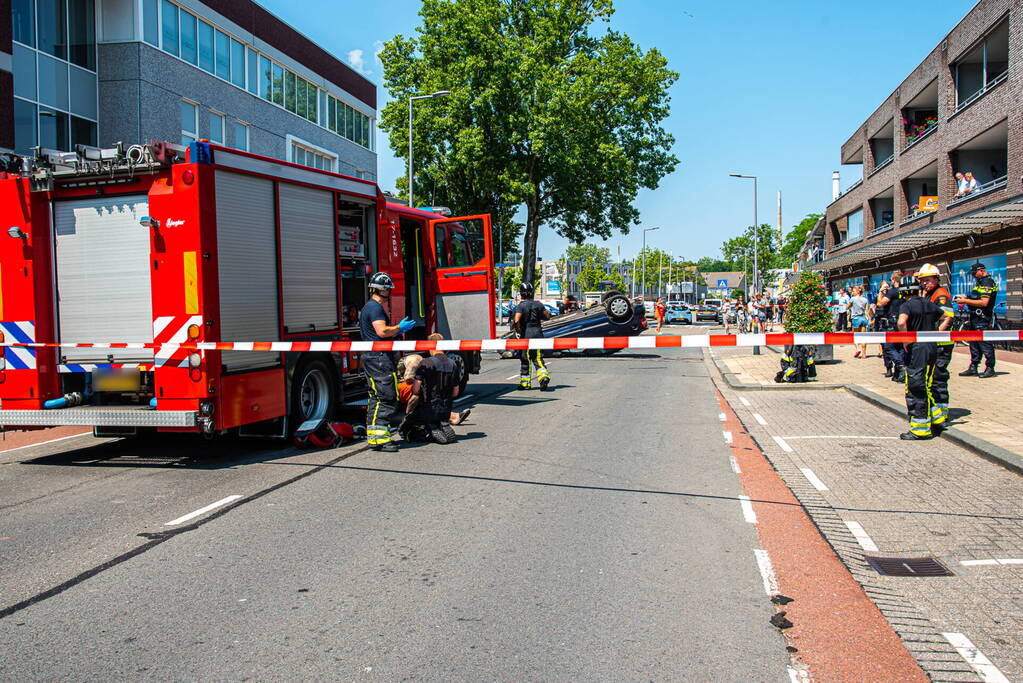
[378,0,678,286]
[565,243,612,265]
[696,256,736,273]
[779,213,823,266]
[785,271,832,333]
[575,257,605,292]
[721,224,782,272]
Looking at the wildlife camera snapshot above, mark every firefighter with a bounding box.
[918,263,954,429]
[360,272,416,452]
[876,270,904,380]
[956,262,999,378]
[513,281,552,390]
[897,275,953,440]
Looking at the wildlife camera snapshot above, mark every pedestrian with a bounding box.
[776,295,786,327]
[655,297,666,334]
[877,270,904,380]
[747,295,761,334]
[918,263,954,429]
[723,297,735,333]
[897,275,953,440]
[848,286,871,358]
[514,281,552,390]
[764,297,775,332]
[836,288,851,331]
[956,262,999,378]
[360,272,416,452]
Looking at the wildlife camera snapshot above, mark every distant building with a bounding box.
[540,259,633,299]
[703,272,746,298]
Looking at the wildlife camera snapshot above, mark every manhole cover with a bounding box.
[865,556,954,576]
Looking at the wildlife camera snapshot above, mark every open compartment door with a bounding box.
[426,214,496,340]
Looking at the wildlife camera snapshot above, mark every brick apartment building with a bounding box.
[818,0,1022,327]
[1,0,376,179]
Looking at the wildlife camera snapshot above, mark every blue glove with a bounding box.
[397,317,416,334]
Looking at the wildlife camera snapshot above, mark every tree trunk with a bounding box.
[521,210,540,287]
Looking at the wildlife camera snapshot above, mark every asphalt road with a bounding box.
[1,341,790,680]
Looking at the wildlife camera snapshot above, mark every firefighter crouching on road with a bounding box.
[514,282,552,390]
[918,263,955,429]
[897,275,953,440]
[956,262,999,379]
[360,272,416,452]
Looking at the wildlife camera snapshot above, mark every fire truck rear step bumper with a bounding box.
[0,408,198,428]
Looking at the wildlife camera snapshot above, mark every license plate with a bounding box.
[92,370,141,392]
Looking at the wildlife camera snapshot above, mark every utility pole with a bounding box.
[657,250,663,299]
[777,190,783,253]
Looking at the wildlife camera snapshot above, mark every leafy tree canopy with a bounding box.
[779,213,823,265]
[565,243,612,265]
[378,0,678,285]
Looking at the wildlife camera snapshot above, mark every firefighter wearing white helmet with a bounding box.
[359,272,416,452]
[897,273,953,439]
[917,263,955,429]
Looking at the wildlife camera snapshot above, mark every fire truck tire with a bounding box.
[603,294,633,323]
[450,353,469,396]
[290,357,337,430]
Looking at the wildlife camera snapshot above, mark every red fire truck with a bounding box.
[0,141,495,436]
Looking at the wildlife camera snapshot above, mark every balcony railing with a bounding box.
[838,178,863,198]
[953,70,1008,116]
[872,220,894,234]
[949,175,1008,207]
[901,208,930,224]
[904,122,938,151]
[868,154,894,177]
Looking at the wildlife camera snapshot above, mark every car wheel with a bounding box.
[603,294,633,323]
[600,289,624,303]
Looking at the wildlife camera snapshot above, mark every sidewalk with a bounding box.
[714,341,1023,458]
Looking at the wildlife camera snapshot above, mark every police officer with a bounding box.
[956,262,999,378]
[877,270,904,381]
[513,282,552,390]
[360,272,416,452]
[918,263,954,429]
[897,275,953,440]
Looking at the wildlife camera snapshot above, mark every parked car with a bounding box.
[501,291,647,355]
[665,304,692,325]
[695,299,722,322]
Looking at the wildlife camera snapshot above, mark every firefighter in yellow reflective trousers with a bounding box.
[513,282,552,391]
[360,272,416,453]
[897,275,953,440]
[919,263,955,429]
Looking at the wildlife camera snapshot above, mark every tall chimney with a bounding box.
[832,171,841,201]
[777,190,783,251]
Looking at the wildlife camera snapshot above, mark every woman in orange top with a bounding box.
[655,297,666,334]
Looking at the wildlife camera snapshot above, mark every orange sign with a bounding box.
[919,196,938,212]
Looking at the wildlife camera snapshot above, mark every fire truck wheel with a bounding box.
[291,357,337,428]
[450,353,469,396]
[603,294,633,323]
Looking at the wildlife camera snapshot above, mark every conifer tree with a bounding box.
[785,271,833,333]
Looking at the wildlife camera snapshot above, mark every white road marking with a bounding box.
[844,520,879,552]
[0,431,92,455]
[779,435,900,440]
[504,374,520,381]
[729,455,741,473]
[960,558,1023,566]
[723,430,733,444]
[754,549,779,595]
[165,495,243,526]
[788,667,810,683]
[738,495,757,524]
[718,412,726,422]
[453,393,475,404]
[752,413,768,426]
[739,396,752,407]
[800,467,829,491]
[942,632,1010,683]
[772,435,793,453]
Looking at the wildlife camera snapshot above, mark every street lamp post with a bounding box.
[730,173,760,354]
[407,90,451,207]
[641,226,660,299]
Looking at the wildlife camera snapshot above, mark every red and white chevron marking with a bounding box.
[0,330,1019,354]
[153,315,203,367]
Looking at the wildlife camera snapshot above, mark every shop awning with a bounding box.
[813,192,1023,272]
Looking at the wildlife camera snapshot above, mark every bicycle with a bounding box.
[736,309,750,334]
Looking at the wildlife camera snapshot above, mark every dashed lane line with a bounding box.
[960,558,1023,567]
[772,435,793,453]
[739,396,751,407]
[718,412,726,422]
[165,495,243,526]
[843,520,879,552]
[941,632,1010,683]
[453,393,475,404]
[729,455,741,473]
[753,548,779,595]
[0,432,92,455]
[723,430,733,445]
[752,413,768,426]
[738,495,757,524]
[799,467,830,492]
[779,435,900,440]
[504,374,520,381]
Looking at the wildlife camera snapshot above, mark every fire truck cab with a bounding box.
[0,141,495,436]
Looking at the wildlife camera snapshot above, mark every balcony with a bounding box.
[902,159,938,224]
[869,187,894,234]
[950,119,1008,206]
[952,19,1008,116]
[949,175,1007,207]
[868,119,895,176]
[902,78,938,151]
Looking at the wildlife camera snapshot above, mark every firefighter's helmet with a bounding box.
[519,281,534,298]
[369,272,395,292]
[917,263,941,278]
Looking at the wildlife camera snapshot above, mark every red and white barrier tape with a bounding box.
[0,330,1019,353]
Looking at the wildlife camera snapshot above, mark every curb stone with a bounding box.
[704,352,983,682]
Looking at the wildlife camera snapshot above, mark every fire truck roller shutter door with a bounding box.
[53,195,155,364]
[277,183,338,332]
[215,171,280,371]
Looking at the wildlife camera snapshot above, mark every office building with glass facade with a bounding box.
[1,0,377,179]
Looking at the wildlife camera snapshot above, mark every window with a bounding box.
[845,209,864,242]
[307,83,318,122]
[246,49,258,95]
[209,111,225,144]
[13,0,35,47]
[328,97,337,133]
[161,0,178,56]
[214,29,230,80]
[271,63,284,106]
[197,20,213,72]
[180,99,197,145]
[295,77,306,118]
[38,53,69,110]
[259,55,272,100]
[230,38,245,88]
[285,70,296,113]
[954,20,1009,109]
[71,115,97,148]
[143,0,159,45]
[179,11,197,65]
[38,107,69,151]
[68,0,95,70]
[38,0,68,60]
[435,219,485,268]
[14,99,38,155]
[13,45,37,100]
[289,140,335,171]
[70,66,97,120]
[233,121,249,151]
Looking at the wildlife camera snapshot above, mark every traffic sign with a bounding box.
[717,279,729,288]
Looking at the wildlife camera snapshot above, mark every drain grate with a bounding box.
[865,556,954,577]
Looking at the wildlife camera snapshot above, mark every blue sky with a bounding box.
[258,0,974,263]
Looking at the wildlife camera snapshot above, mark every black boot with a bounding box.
[900,431,932,440]
[884,366,893,378]
[978,366,996,378]
[959,365,978,377]
[892,366,906,383]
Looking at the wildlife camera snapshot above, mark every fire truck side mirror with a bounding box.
[7,226,27,241]
[139,216,160,229]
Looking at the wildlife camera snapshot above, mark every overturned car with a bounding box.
[502,292,647,355]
